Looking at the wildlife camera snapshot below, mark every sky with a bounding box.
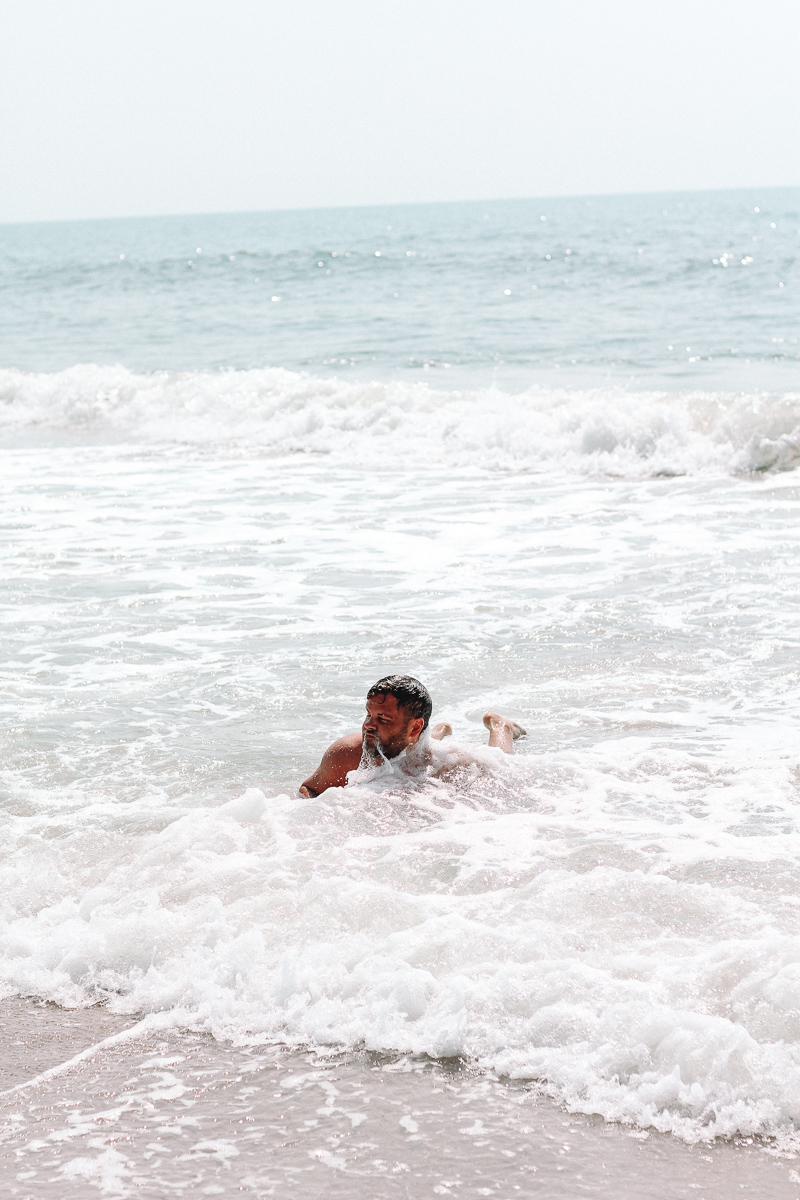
[1,0,798,224]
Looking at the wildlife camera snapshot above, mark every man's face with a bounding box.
[362,693,424,760]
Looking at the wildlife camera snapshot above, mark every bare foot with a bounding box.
[431,722,453,740]
[483,712,526,738]
[483,711,526,754]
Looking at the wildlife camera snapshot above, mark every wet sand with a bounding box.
[1,999,797,1199]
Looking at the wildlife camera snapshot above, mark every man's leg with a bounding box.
[431,722,452,740]
[483,712,526,754]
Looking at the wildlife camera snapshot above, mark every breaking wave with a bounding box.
[2,364,800,476]
[4,763,800,1150]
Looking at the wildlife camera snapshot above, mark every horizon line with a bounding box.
[1,182,797,230]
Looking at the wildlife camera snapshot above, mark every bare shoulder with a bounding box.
[299,732,362,797]
[323,732,363,757]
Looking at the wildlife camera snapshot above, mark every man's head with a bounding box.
[362,675,433,760]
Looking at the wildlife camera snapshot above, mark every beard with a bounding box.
[361,722,414,765]
[361,731,387,768]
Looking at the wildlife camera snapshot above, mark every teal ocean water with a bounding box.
[1,188,797,386]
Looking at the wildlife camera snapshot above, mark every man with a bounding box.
[299,674,525,798]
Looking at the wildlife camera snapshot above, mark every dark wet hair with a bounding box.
[366,675,433,729]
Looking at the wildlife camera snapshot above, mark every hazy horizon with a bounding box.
[1,182,796,230]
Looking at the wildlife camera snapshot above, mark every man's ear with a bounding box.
[408,716,425,743]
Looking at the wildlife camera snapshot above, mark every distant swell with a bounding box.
[2,364,800,477]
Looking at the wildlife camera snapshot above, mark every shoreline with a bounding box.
[1,998,797,1199]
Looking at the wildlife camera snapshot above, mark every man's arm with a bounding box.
[299,733,363,797]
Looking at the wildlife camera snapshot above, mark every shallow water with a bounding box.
[1,1000,797,1199]
[3,441,800,1147]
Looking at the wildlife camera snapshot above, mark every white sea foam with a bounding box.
[2,364,800,476]
[2,735,800,1148]
[2,420,799,1152]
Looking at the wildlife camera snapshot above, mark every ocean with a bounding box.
[1,188,799,1197]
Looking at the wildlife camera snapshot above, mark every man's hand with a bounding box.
[299,733,363,797]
